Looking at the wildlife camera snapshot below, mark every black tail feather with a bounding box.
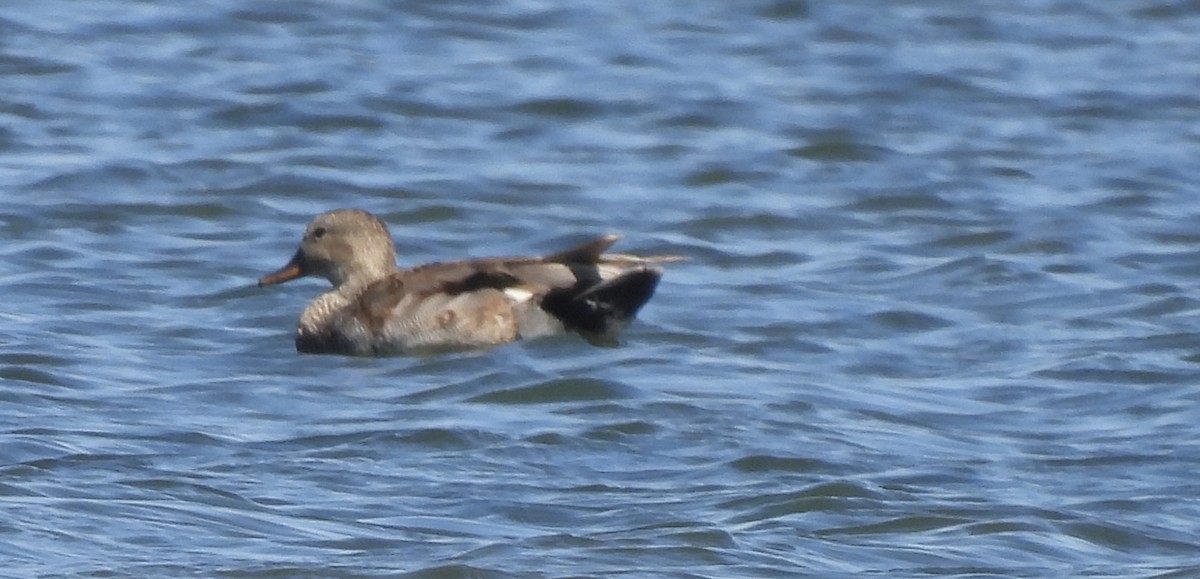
[540,267,662,336]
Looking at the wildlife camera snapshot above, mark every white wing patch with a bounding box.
[503,287,534,303]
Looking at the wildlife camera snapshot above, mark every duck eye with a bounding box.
[311,227,327,239]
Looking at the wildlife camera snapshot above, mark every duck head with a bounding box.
[258,208,398,289]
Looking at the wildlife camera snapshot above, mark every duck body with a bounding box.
[258,209,679,356]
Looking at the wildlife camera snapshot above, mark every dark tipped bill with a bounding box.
[258,251,307,286]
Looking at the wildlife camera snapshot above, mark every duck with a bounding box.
[258,208,682,356]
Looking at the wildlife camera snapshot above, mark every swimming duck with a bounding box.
[258,208,681,355]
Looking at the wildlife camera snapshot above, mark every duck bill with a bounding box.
[258,250,308,286]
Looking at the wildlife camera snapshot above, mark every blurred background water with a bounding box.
[3,0,1200,577]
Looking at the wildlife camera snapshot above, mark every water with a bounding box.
[3,1,1200,576]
